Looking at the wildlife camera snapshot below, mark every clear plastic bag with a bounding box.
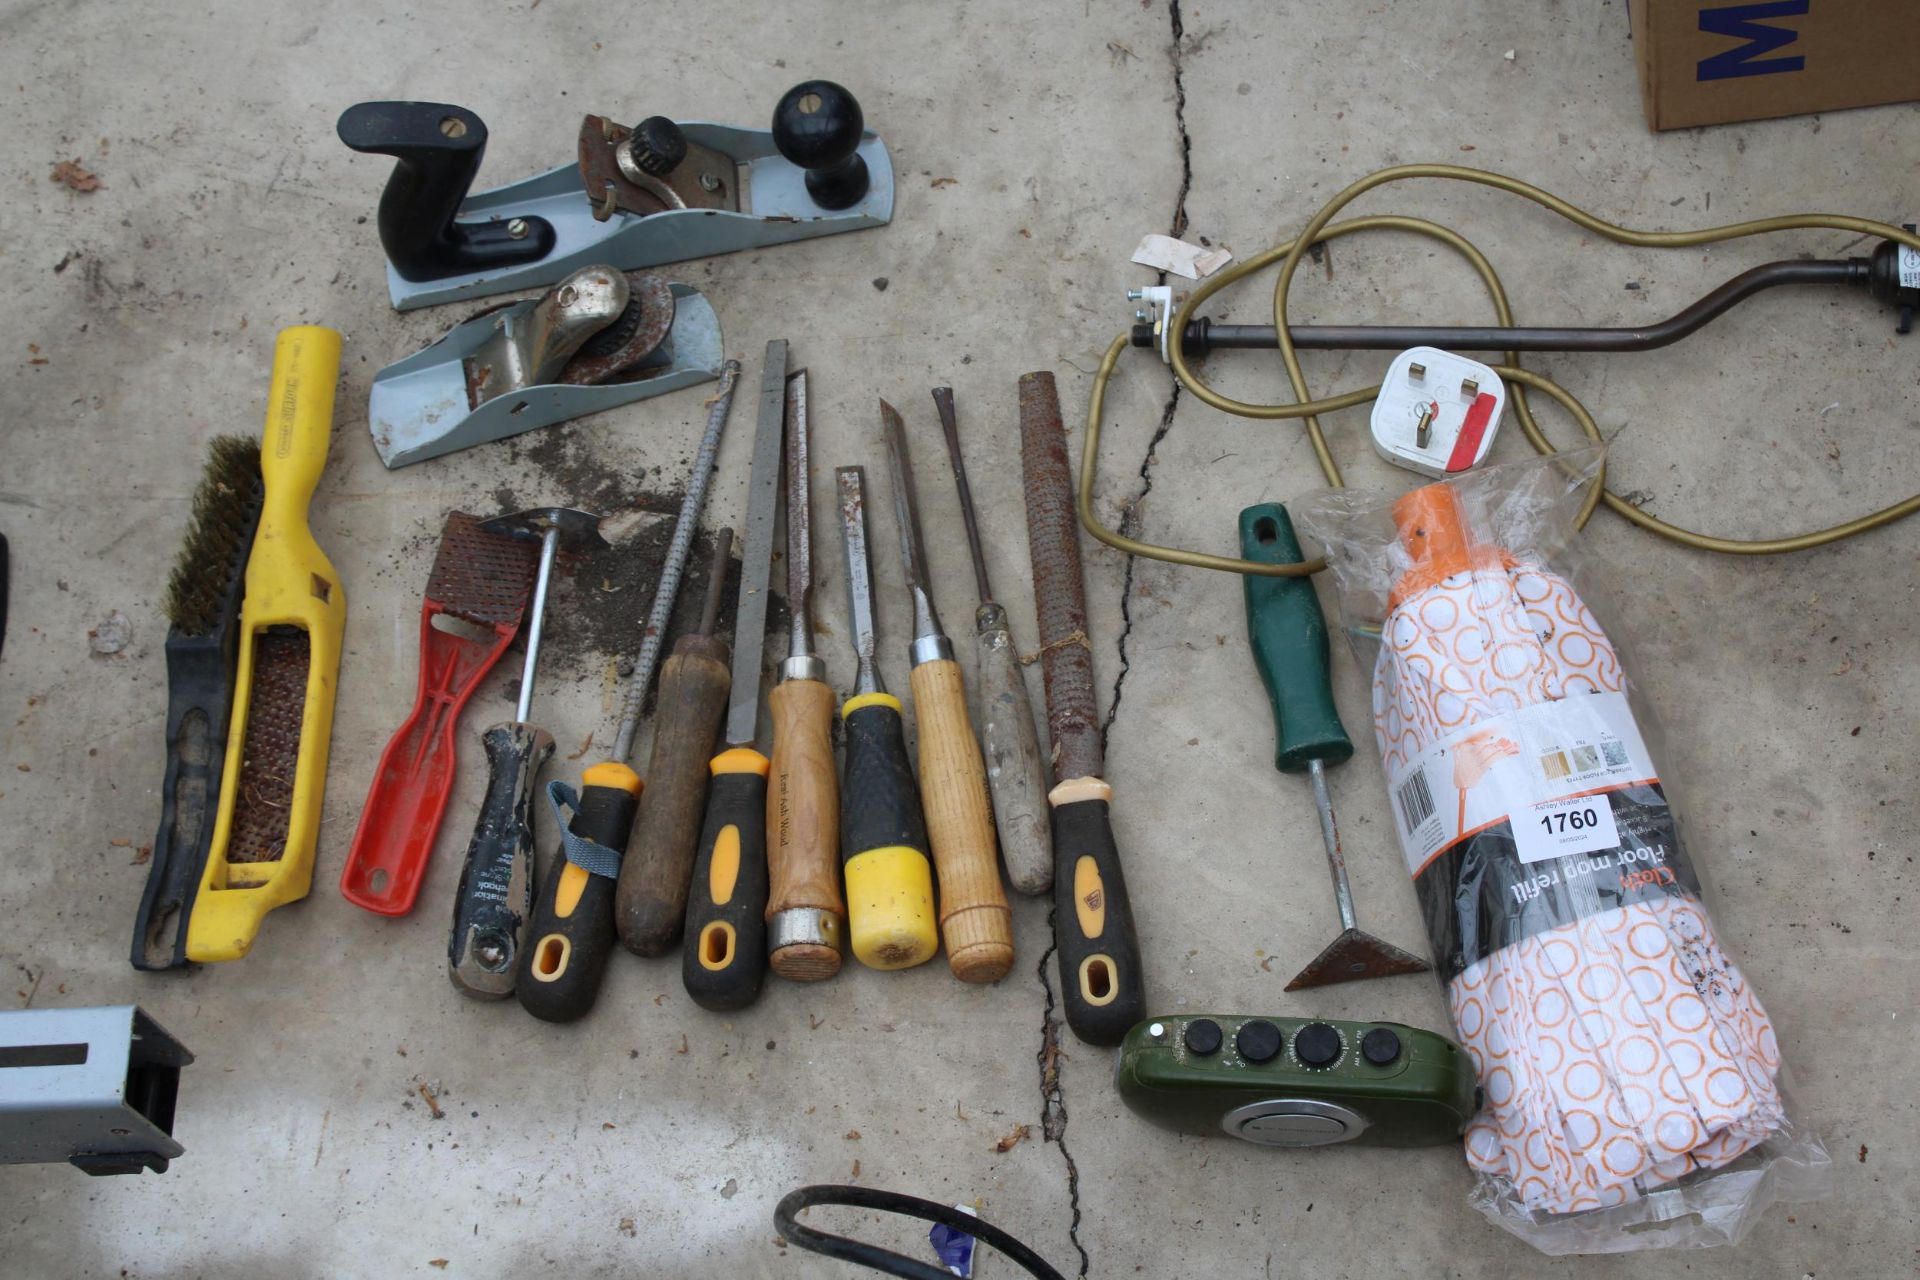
[1292,448,1830,1255]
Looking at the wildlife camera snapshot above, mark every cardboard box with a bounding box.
[1631,0,1920,130]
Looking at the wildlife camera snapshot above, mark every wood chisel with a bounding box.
[880,399,1013,984]
[1239,503,1429,990]
[517,361,743,1022]
[930,386,1052,897]
[615,528,735,956]
[339,512,541,917]
[132,436,264,970]
[1017,369,1144,1044]
[185,326,347,964]
[766,368,845,981]
[834,466,937,970]
[682,340,786,1012]
[446,507,607,999]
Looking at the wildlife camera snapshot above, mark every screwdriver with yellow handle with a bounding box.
[683,341,789,1012]
[186,325,346,963]
[834,465,937,970]
[515,362,742,1022]
[765,367,846,982]
[880,399,1014,984]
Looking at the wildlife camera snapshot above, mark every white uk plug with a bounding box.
[1368,347,1506,478]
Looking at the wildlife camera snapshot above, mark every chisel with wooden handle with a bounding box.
[766,368,845,981]
[881,399,1013,984]
[931,386,1052,896]
[1018,369,1145,1044]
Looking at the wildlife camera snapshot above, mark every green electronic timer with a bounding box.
[1114,1015,1477,1148]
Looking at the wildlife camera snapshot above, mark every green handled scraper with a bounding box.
[1240,503,1429,990]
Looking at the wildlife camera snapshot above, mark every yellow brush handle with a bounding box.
[188,326,346,962]
[909,658,1013,983]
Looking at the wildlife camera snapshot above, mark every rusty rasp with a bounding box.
[1018,370,1143,1044]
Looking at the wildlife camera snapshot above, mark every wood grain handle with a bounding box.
[765,677,845,940]
[908,658,1013,983]
[616,640,730,956]
[974,605,1052,896]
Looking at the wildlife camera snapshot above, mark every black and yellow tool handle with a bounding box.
[515,763,638,1023]
[765,677,845,981]
[683,750,771,1011]
[973,603,1052,895]
[616,636,731,956]
[1052,777,1145,1046]
[839,693,937,970]
[447,720,554,999]
[909,657,1014,983]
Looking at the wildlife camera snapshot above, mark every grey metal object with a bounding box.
[779,370,826,684]
[465,266,628,406]
[767,908,841,953]
[368,280,722,469]
[610,360,742,764]
[1282,759,1431,992]
[723,341,789,751]
[479,508,609,724]
[0,1006,192,1176]
[879,400,954,668]
[1222,1097,1369,1147]
[836,467,883,700]
[384,124,895,311]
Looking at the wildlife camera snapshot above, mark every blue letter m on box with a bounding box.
[1697,1,1809,81]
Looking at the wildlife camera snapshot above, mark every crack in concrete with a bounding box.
[1035,8,1195,1275]
[1101,0,1193,750]
[1034,928,1090,1276]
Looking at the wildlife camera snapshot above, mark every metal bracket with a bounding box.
[382,122,893,311]
[369,279,722,469]
[0,1005,192,1176]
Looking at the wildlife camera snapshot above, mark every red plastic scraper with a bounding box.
[341,511,541,915]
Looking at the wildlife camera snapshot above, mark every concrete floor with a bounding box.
[2,0,1915,1274]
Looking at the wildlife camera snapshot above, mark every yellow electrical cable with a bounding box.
[1079,163,1920,576]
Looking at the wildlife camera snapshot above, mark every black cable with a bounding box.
[774,1185,1065,1280]
[1131,257,1870,355]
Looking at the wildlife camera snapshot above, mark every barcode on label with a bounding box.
[1396,769,1435,833]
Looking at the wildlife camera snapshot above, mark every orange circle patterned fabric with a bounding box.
[1374,559,1785,1213]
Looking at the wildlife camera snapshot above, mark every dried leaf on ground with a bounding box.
[51,159,103,191]
[992,1123,1032,1154]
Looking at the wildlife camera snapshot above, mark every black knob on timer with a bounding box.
[771,80,870,211]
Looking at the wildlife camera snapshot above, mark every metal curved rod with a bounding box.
[1134,257,1869,355]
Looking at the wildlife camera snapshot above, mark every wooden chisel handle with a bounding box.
[972,603,1052,895]
[909,657,1013,982]
[765,676,844,980]
[616,637,731,955]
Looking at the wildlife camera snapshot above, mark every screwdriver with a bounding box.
[1239,503,1430,991]
[765,368,846,982]
[515,362,743,1023]
[880,399,1014,984]
[615,528,734,956]
[930,386,1052,897]
[683,340,787,1012]
[447,507,607,1000]
[834,466,938,970]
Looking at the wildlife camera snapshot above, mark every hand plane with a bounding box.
[367,266,722,468]
[338,80,893,311]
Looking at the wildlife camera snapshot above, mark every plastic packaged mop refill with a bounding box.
[1293,449,1830,1254]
